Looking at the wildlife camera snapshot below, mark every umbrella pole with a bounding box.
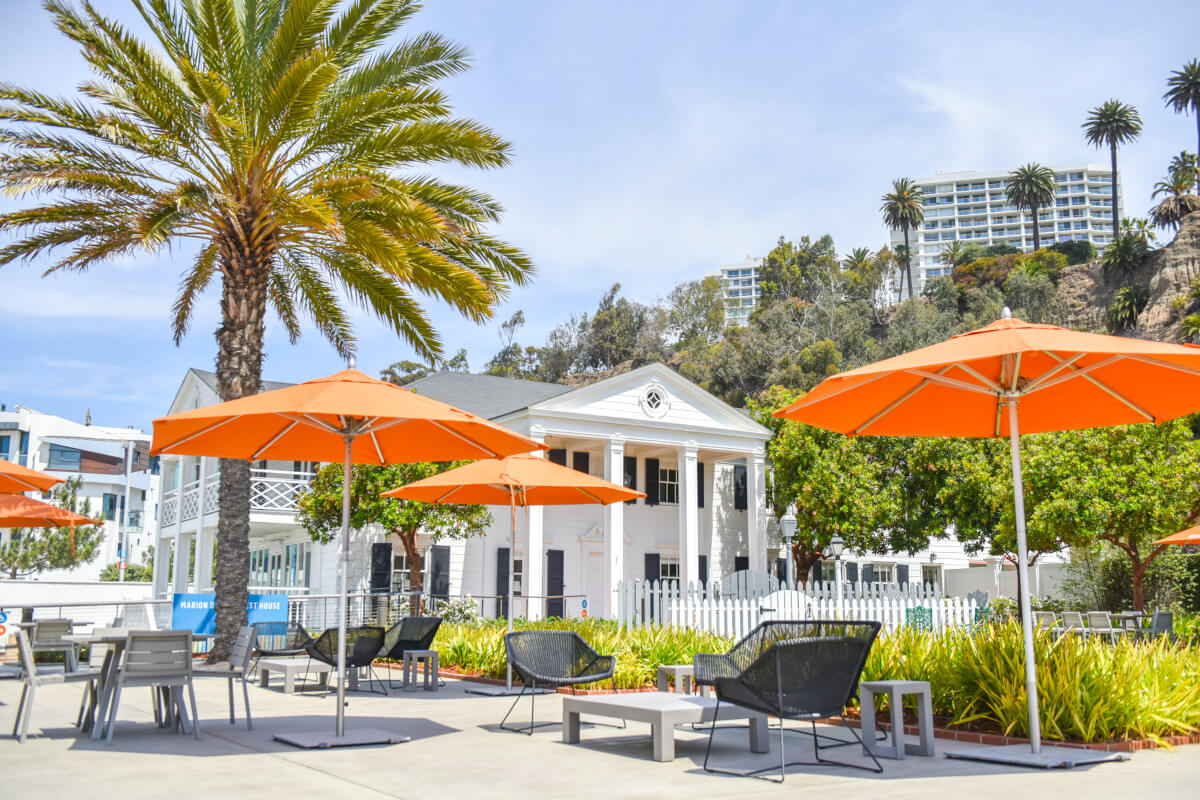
[1007,400,1042,754]
[506,489,516,691]
[336,434,353,738]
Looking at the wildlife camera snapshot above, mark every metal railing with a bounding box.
[159,468,317,529]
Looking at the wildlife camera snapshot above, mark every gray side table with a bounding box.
[656,664,709,696]
[402,649,439,691]
[860,679,935,758]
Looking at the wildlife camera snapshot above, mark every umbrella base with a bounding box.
[465,684,553,697]
[274,727,411,749]
[946,744,1130,769]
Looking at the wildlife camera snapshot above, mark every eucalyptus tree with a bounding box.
[1165,59,1200,187]
[1005,163,1057,252]
[0,0,531,658]
[1082,100,1142,238]
[880,178,925,300]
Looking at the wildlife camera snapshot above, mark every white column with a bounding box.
[172,532,191,594]
[525,429,546,621]
[152,533,170,597]
[602,435,625,618]
[678,443,699,590]
[748,450,767,572]
[193,457,215,590]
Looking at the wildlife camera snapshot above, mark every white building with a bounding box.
[151,366,1066,613]
[891,163,1121,298]
[0,404,159,580]
[717,255,764,327]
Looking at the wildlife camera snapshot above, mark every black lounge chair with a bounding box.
[500,630,616,734]
[693,620,822,690]
[702,620,883,782]
[250,621,310,670]
[305,626,387,695]
[380,616,443,689]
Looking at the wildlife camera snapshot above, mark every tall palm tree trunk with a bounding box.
[902,224,914,299]
[1195,113,1200,191]
[1110,142,1120,239]
[1030,204,1041,252]
[211,238,269,661]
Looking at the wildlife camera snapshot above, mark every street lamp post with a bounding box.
[779,509,797,588]
[823,533,845,618]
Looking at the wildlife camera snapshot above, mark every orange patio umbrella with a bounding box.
[1152,526,1200,546]
[775,311,1200,763]
[0,460,63,493]
[0,492,100,553]
[384,453,643,693]
[151,366,545,746]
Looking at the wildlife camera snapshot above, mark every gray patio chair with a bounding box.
[31,619,78,672]
[1033,611,1058,636]
[500,630,616,734]
[702,620,884,782]
[1146,610,1176,643]
[10,630,100,743]
[76,628,120,729]
[194,626,257,729]
[1060,611,1087,638]
[104,630,200,743]
[1086,611,1121,643]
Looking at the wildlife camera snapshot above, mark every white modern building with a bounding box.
[151,366,1066,614]
[0,404,159,580]
[717,256,764,327]
[891,163,1121,298]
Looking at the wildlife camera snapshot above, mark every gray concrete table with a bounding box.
[401,649,439,691]
[562,692,768,762]
[258,657,331,693]
[655,664,708,696]
[860,679,935,758]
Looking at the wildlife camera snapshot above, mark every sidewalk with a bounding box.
[0,670,1197,799]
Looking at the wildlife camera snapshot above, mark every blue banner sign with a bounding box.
[171,593,288,634]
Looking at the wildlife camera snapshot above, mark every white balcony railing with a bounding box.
[159,468,316,528]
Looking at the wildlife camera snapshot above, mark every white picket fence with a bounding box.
[616,579,979,641]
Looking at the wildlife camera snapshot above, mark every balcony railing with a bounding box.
[160,468,316,527]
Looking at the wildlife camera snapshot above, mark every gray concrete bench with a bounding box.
[562,692,768,762]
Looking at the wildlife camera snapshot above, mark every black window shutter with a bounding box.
[845,562,859,583]
[430,545,451,600]
[496,547,510,618]
[734,555,749,572]
[548,448,567,466]
[733,464,747,510]
[623,455,638,504]
[572,451,590,474]
[696,463,705,508]
[644,458,660,505]
[810,561,820,585]
[897,564,910,587]
[369,542,392,594]
[546,550,564,618]
[862,563,875,585]
[644,553,660,582]
[776,558,788,583]
[698,554,709,588]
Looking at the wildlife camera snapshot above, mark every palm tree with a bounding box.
[1165,60,1200,188]
[940,240,965,266]
[1167,151,1198,192]
[881,178,925,300]
[1005,163,1057,252]
[1082,100,1142,238]
[841,247,872,272]
[0,0,532,659]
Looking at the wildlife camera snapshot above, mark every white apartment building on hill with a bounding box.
[0,405,159,580]
[891,163,1121,298]
[718,255,764,327]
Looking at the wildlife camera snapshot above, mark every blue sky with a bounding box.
[1,0,1197,430]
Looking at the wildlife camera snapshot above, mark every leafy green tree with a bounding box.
[666,276,725,347]
[1101,231,1150,283]
[100,562,153,582]
[0,0,532,660]
[1164,59,1200,187]
[297,462,491,610]
[1049,239,1097,265]
[1182,313,1200,343]
[0,477,103,578]
[1082,100,1142,238]
[1021,421,1200,610]
[1003,269,1063,324]
[1005,163,1057,252]
[880,178,925,299]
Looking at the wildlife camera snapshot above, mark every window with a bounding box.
[871,563,895,584]
[512,558,524,597]
[0,435,8,461]
[921,564,942,588]
[284,542,309,587]
[248,548,270,586]
[820,561,837,582]
[47,444,82,471]
[659,555,680,585]
[658,466,679,505]
[102,492,118,521]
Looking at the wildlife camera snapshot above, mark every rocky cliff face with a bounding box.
[1054,211,1200,341]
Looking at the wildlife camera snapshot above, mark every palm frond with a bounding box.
[171,242,219,344]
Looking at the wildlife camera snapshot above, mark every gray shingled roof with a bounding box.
[407,372,572,419]
[191,368,296,395]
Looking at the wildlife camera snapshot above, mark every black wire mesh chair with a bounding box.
[380,616,443,689]
[702,620,883,783]
[250,621,311,677]
[304,626,387,695]
[499,630,617,735]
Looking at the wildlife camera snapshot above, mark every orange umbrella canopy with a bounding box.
[1153,526,1200,546]
[0,460,63,493]
[383,453,645,506]
[0,493,99,528]
[151,369,545,462]
[775,317,1200,437]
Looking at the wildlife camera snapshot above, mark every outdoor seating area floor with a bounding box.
[0,675,1197,799]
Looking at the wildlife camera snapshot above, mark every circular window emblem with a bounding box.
[639,384,671,418]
